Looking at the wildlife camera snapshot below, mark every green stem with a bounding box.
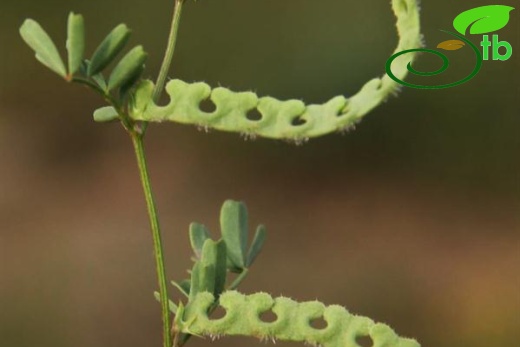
[153,0,185,103]
[128,2,186,345]
[131,134,172,347]
[140,0,185,136]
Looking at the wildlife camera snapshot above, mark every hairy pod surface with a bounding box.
[181,291,420,347]
[178,291,420,347]
[130,0,422,140]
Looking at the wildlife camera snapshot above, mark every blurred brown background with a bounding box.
[0,1,519,347]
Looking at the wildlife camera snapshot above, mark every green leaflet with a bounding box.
[178,291,420,347]
[153,291,178,314]
[93,106,118,122]
[107,45,147,91]
[19,19,67,78]
[246,225,266,267]
[130,0,422,140]
[220,200,248,270]
[88,24,131,76]
[66,12,85,76]
[189,223,211,259]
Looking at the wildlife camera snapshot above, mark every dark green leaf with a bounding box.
[220,200,248,270]
[179,279,191,295]
[212,240,227,297]
[453,5,515,35]
[20,19,67,77]
[190,239,228,300]
[189,223,211,258]
[93,106,118,122]
[80,60,107,89]
[246,225,266,267]
[107,45,147,91]
[119,64,145,97]
[66,12,85,76]
[93,74,107,90]
[88,24,130,76]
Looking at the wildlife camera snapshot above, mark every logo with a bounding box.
[386,5,515,89]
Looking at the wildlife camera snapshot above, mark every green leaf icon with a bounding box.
[453,5,515,35]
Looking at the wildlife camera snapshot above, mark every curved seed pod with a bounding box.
[129,0,422,140]
[19,19,67,77]
[178,291,420,347]
[88,24,131,76]
[107,45,147,91]
[66,12,85,76]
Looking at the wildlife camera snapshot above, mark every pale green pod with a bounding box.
[130,0,422,140]
[178,291,420,347]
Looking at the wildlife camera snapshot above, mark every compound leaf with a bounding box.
[453,5,515,35]
[20,19,67,77]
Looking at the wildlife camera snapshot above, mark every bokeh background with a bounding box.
[1,1,518,347]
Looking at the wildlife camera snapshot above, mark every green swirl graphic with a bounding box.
[385,30,483,89]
